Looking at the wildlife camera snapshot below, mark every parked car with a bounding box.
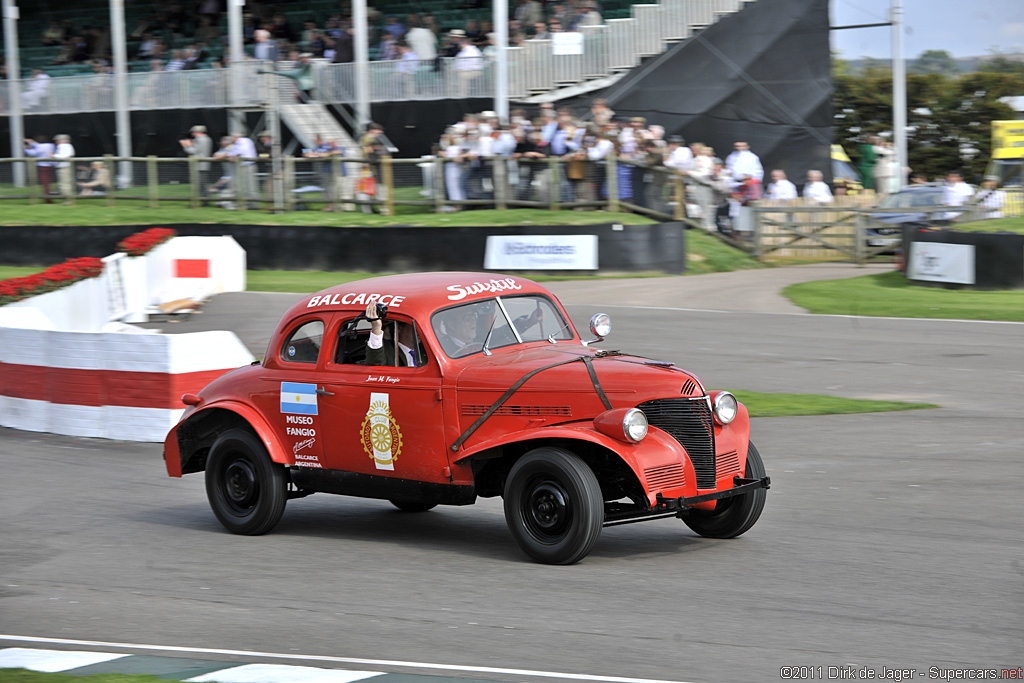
[164,273,770,564]
[866,185,948,248]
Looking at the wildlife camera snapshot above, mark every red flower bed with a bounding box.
[117,227,177,257]
[0,257,106,306]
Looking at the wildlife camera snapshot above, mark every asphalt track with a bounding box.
[2,265,1023,683]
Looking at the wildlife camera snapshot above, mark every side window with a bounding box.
[281,319,325,364]
[334,318,428,367]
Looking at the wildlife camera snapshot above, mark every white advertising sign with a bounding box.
[552,32,584,55]
[485,235,598,271]
[907,242,976,285]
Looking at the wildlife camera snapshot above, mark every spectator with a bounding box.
[393,43,418,98]
[532,21,551,39]
[24,135,56,202]
[230,131,260,209]
[574,2,603,29]
[268,52,316,102]
[383,15,405,40]
[590,98,615,126]
[165,50,186,71]
[941,170,973,220]
[725,141,764,184]
[975,176,1005,220]
[765,169,797,200]
[802,170,833,204]
[514,0,543,27]
[41,21,66,47]
[52,134,76,203]
[663,135,692,173]
[253,29,278,62]
[136,32,159,59]
[271,14,296,44]
[181,124,214,197]
[77,161,110,195]
[909,172,928,185]
[23,68,51,111]
[378,33,399,61]
[873,141,900,197]
[332,23,354,63]
[406,19,437,62]
[452,31,484,97]
[857,135,879,191]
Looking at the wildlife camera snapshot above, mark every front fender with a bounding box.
[163,399,290,477]
[454,421,695,505]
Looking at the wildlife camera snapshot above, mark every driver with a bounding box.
[365,301,418,367]
[435,305,481,356]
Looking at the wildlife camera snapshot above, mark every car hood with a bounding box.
[451,345,703,407]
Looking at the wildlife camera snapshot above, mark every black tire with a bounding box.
[389,499,437,513]
[503,447,604,565]
[205,428,287,535]
[682,440,767,539]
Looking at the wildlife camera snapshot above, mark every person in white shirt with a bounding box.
[405,20,437,62]
[365,302,419,367]
[725,141,764,185]
[941,170,974,221]
[23,68,52,110]
[393,43,419,98]
[52,134,76,202]
[802,170,833,204]
[766,169,798,200]
[663,135,693,173]
[452,33,483,97]
[975,176,1005,220]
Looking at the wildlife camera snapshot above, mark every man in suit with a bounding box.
[181,125,214,199]
[365,302,420,367]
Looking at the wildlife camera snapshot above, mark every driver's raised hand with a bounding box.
[365,301,383,335]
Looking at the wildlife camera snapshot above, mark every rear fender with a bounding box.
[164,400,289,477]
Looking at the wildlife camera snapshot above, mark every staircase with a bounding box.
[278,102,360,158]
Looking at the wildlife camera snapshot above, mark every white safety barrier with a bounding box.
[0,327,253,442]
[0,235,253,442]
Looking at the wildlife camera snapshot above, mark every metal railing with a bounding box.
[0,0,750,115]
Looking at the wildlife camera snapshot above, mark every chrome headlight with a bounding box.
[623,408,648,442]
[712,392,738,425]
[589,313,611,339]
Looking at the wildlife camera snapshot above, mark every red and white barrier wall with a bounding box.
[0,327,253,442]
[0,235,253,442]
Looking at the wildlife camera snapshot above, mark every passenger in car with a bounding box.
[364,301,419,367]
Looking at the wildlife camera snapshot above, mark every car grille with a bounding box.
[644,463,686,492]
[717,450,741,478]
[639,398,716,489]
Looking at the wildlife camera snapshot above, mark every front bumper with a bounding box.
[603,475,771,527]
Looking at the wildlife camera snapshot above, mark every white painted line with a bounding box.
[185,663,383,683]
[572,303,1024,325]
[0,647,129,672]
[0,635,693,683]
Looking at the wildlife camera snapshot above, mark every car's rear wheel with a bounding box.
[205,428,287,535]
[682,440,766,539]
[389,499,437,513]
[503,447,603,564]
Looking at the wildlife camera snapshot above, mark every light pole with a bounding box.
[110,0,132,188]
[3,0,25,187]
[891,0,908,186]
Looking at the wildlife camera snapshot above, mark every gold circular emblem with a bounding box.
[361,400,403,465]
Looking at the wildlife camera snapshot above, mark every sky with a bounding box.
[831,0,1024,60]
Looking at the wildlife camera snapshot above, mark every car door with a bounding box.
[316,313,448,484]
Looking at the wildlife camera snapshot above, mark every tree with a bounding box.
[976,50,1024,75]
[910,50,960,76]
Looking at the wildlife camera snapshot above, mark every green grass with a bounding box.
[784,271,1024,321]
[0,671,168,683]
[684,229,765,274]
[952,216,1024,233]
[734,390,937,417]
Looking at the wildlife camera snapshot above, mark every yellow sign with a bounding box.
[992,120,1024,160]
[361,393,403,471]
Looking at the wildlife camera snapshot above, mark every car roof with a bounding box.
[282,272,554,322]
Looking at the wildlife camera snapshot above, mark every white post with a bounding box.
[228,0,246,135]
[353,0,370,132]
[891,0,908,187]
[110,0,132,188]
[494,0,509,124]
[3,0,25,187]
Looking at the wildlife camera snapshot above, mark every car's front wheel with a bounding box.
[681,440,766,539]
[205,428,287,535]
[503,447,604,564]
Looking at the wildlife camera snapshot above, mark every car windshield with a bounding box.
[878,188,943,209]
[431,294,572,358]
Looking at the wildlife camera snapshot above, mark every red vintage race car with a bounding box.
[164,272,769,564]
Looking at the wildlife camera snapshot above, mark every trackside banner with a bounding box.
[484,235,598,271]
[907,242,976,285]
